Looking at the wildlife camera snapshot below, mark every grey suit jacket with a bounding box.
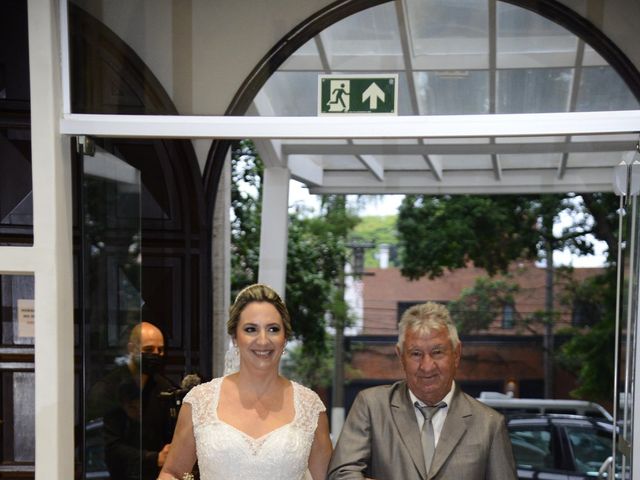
[328,381,517,480]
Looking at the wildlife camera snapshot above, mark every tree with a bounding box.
[448,277,520,334]
[230,140,359,386]
[285,196,358,359]
[397,195,540,279]
[397,192,617,398]
[230,140,263,295]
[557,268,617,402]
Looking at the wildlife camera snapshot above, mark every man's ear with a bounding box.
[395,345,402,360]
[454,341,462,368]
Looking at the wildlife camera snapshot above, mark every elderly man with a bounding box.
[328,302,517,480]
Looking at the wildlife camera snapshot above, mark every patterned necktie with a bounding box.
[415,401,447,473]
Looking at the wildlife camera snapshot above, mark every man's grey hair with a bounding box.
[397,302,460,352]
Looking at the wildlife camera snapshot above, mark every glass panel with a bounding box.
[13,372,35,462]
[0,1,32,246]
[256,72,322,116]
[0,274,34,473]
[576,66,640,112]
[322,2,402,68]
[497,2,577,69]
[1,275,34,345]
[0,0,30,103]
[82,145,144,479]
[406,0,489,70]
[414,70,489,114]
[497,68,572,113]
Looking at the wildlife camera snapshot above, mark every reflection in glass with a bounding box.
[1,275,34,345]
[82,146,143,479]
[0,128,33,244]
[0,274,35,469]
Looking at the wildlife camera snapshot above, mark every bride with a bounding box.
[158,284,332,480]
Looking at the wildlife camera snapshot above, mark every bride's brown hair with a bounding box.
[227,283,292,339]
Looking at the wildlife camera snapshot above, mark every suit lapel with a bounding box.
[390,382,428,479]
[429,385,470,478]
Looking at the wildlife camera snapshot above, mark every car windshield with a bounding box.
[565,426,612,474]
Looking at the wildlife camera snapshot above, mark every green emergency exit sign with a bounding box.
[318,74,398,115]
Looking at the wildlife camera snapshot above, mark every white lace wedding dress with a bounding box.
[183,377,325,480]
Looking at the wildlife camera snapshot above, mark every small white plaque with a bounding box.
[17,299,35,338]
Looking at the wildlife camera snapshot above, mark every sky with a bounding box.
[288,179,608,268]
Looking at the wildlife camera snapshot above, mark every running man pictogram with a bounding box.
[327,80,350,112]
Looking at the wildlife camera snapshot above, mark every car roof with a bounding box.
[477,392,613,422]
[507,413,614,431]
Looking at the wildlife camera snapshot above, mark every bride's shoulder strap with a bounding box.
[293,382,327,433]
[183,377,222,428]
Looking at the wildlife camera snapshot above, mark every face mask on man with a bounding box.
[138,352,164,375]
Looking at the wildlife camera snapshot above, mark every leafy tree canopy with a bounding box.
[397,193,611,280]
[557,267,617,402]
[353,214,398,268]
[230,141,359,385]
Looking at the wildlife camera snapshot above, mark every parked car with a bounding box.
[478,391,613,421]
[506,414,614,479]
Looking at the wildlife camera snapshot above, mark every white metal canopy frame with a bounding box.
[3,0,640,479]
[61,111,640,194]
[241,0,640,196]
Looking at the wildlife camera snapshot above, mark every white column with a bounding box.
[258,167,290,298]
[28,1,75,479]
[212,150,231,377]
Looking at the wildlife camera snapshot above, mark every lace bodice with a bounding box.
[183,377,325,480]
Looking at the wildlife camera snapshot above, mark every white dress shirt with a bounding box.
[409,381,456,446]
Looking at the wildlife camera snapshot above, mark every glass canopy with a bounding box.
[252,0,640,195]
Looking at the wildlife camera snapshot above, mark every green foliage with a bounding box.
[282,335,362,388]
[397,195,540,279]
[397,194,605,280]
[230,140,263,296]
[449,277,519,334]
[281,337,334,388]
[352,215,398,267]
[557,268,617,402]
[230,141,359,383]
[285,202,356,356]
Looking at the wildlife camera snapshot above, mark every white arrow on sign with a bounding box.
[362,82,385,110]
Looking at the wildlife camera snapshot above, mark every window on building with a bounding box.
[502,303,515,329]
[572,300,601,327]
